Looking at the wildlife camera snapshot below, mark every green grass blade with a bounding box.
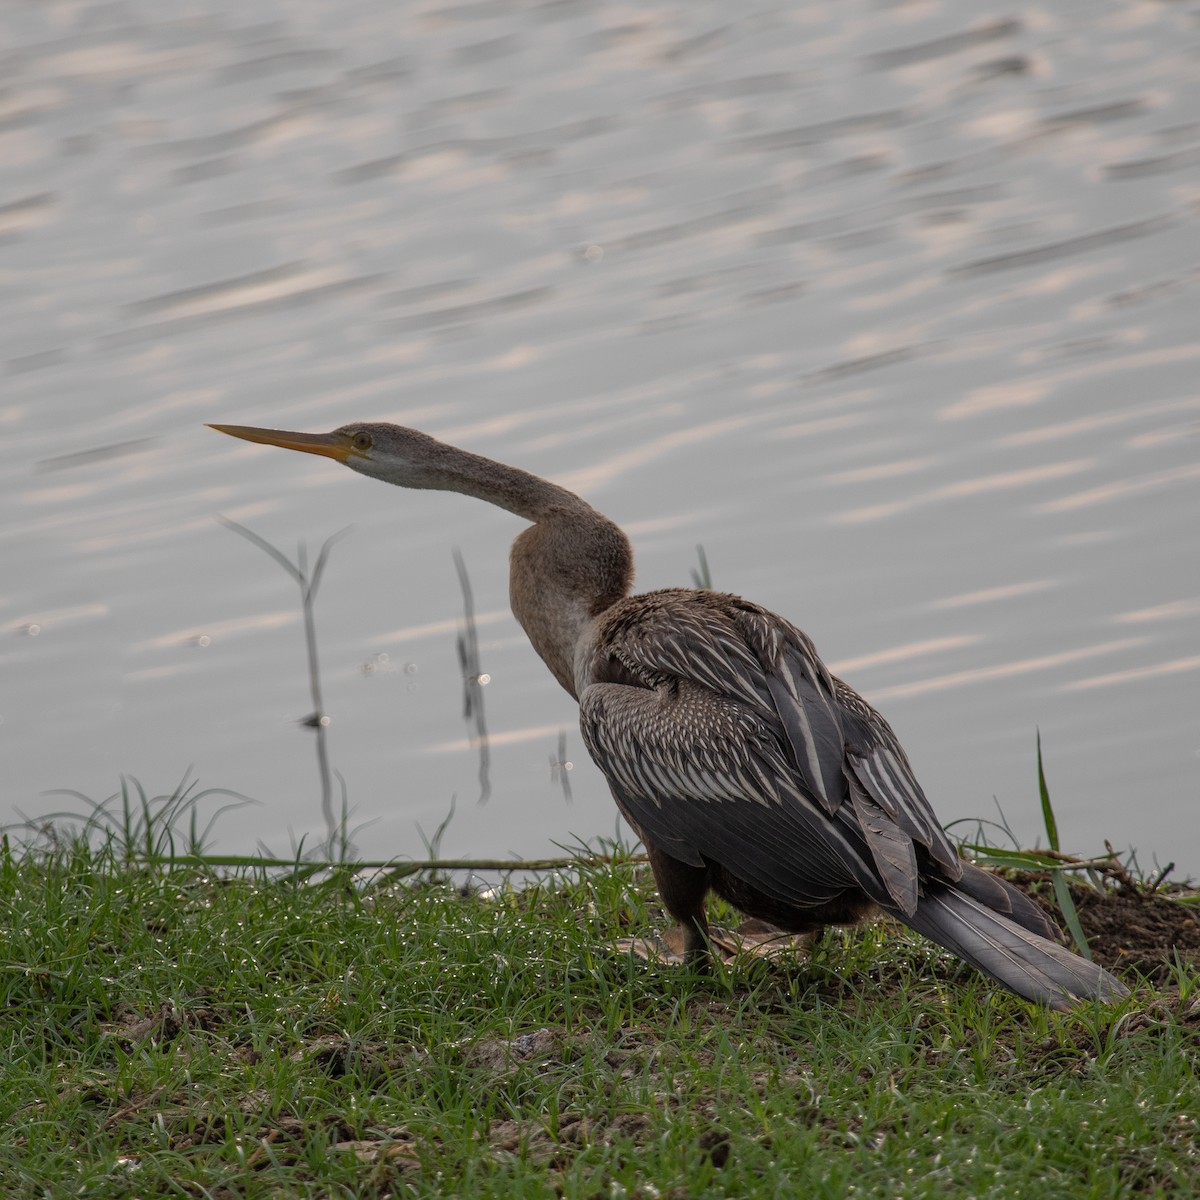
[1037,729,1059,853]
[1035,735,1090,957]
[1052,870,1092,960]
[962,845,1065,870]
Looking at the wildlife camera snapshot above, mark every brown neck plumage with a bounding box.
[422,441,634,697]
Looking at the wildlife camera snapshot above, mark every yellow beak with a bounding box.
[207,424,355,463]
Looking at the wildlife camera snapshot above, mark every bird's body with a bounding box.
[210,420,1128,1011]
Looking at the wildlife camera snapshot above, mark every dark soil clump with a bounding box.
[1071,886,1200,981]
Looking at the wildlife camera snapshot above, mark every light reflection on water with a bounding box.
[1,0,1197,872]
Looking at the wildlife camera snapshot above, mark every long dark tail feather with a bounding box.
[899,886,1130,1011]
[952,859,1063,942]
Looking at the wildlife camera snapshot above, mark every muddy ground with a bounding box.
[1037,881,1200,982]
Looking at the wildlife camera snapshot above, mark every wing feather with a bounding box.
[837,684,962,878]
[847,775,918,913]
[733,609,846,811]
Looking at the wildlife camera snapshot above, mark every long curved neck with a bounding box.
[418,441,634,698]
[422,442,582,524]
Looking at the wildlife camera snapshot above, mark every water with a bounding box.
[2,0,1197,875]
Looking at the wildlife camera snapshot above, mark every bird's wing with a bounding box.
[581,595,960,914]
[579,675,886,908]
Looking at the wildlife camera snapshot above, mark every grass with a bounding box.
[1,806,1197,1199]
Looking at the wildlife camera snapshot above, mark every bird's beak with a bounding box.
[207,424,358,463]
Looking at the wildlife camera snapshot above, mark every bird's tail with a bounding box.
[899,885,1129,1011]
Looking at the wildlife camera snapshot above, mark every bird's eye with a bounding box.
[352,431,372,452]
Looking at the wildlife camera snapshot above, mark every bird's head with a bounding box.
[208,421,451,490]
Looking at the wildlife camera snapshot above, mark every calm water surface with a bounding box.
[2,1,1198,872]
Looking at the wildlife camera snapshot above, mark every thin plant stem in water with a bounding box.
[218,517,349,855]
[453,548,491,805]
[550,729,574,804]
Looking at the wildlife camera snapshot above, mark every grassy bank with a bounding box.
[1,830,1197,1198]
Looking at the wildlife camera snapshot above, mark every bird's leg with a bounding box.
[645,843,712,966]
[680,913,712,968]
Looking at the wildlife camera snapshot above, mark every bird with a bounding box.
[209,420,1129,1011]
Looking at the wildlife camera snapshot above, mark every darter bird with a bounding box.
[209,421,1128,1011]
